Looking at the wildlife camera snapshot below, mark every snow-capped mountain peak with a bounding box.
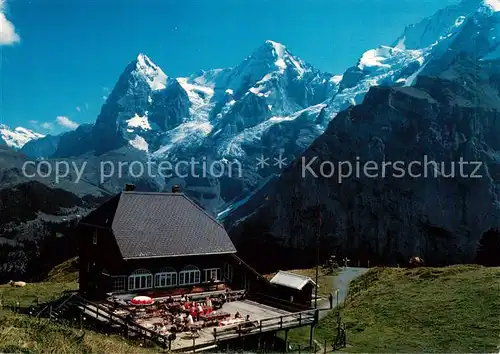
[248,40,308,77]
[326,0,500,113]
[264,40,287,71]
[265,39,285,52]
[393,0,488,50]
[251,40,287,58]
[484,0,500,11]
[0,124,44,149]
[134,53,168,91]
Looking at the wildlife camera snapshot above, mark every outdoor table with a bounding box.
[148,316,163,323]
[199,311,230,321]
[158,328,170,335]
[113,309,129,316]
[134,313,147,319]
[219,318,245,327]
[212,299,223,310]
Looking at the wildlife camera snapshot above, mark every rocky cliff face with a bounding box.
[53,124,95,158]
[21,134,60,159]
[226,54,500,266]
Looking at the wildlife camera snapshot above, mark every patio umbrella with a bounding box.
[130,296,155,305]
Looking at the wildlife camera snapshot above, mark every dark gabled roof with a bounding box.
[110,191,236,259]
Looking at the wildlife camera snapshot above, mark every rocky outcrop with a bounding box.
[149,78,191,130]
[21,134,60,159]
[52,124,94,158]
[213,93,272,136]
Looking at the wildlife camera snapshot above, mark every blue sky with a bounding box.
[1,0,460,135]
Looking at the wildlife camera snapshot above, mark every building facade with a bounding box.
[78,187,263,298]
[269,271,316,306]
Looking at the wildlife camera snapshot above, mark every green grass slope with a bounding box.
[0,281,77,308]
[283,265,500,353]
[0,279,157,353]
[315,265,500,353]
[45,257,79,283]
[0,313,157,354]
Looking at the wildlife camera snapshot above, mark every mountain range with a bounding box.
[224,0,500,269]
[2,0,500,277]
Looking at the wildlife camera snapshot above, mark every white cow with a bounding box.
[9,280,27,287]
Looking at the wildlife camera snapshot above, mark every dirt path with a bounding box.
[318,267,369,320]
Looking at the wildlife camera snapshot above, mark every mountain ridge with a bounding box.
[224,50,500,267]
[18,0,500,213]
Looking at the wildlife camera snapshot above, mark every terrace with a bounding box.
[73,289,318,352]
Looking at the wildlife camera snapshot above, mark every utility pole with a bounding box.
[336,289,340,321]
[315,204,321,309]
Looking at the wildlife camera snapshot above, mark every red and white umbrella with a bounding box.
[130,296,155,305]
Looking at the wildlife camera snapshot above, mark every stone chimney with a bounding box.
[124,183,136,191]
[171,184,181,193]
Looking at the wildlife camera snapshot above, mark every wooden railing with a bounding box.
[35,291,78,318]
[249,292,312,312]
[182,289,246,302]
[212,309,318,341]
[36,292,317,352]
[71,295,172,349]
[108,288,246,303]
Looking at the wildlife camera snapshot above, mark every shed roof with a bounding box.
[110,191,236,259]
[269,271,316,291]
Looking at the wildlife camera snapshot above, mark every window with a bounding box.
[154,267,177,288]
[112,276,126,292]
[204,268,221,282]
[224,263,233,281]
[243,275,250,291]
[128,269,153,291]
[92,230,97,245]
[179,265,200,286]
